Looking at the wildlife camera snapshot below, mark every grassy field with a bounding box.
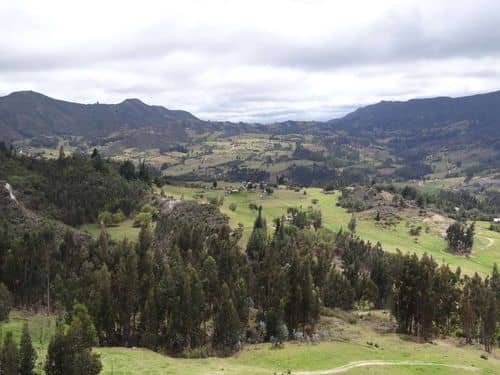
[80,219,141,242]
[2,310,498,375]
[0,311,56,373]
[160,185,500,276]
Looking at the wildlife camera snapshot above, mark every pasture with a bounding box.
[2,310,498,375]
[160,185,500,276]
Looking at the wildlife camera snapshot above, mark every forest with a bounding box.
[0,148,498,373]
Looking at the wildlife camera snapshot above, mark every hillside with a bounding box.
[0,90,199,143]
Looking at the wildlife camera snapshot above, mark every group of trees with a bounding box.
[0,147,149,226]
[0,196,499,364]
[446,222,475,254]
[0,324,36,375]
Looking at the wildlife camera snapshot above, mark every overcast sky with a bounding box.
[1,0,500,123]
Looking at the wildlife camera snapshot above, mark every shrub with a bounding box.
[229,203,237,211]
[112,209,126,224]
[98,210,113,226]
[141,203,159,219]
[133,212,153,228]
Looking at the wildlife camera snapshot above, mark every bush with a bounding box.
[311,198,319,205]
[112,209,126,224]
[409,226,422,236]
[141,204,159,219]
[229,203,237,211]
[98,211,113,226]
[133,212,153,228]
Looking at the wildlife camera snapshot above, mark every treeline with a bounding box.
[0,200,498,359]
[0,144,150,226]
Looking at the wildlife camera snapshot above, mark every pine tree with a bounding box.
[58,145,65,161]
[348,214,356,233]
[19,323,37,375]
[246,207,268,263]
[44,326,69,375]
[483,291,496,353]
[0,283,12,322]
[0,331,19,375]
[45,310,102,375]
[213,283,241,355]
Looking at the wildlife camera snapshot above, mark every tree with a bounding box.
[19,323,37,375]
[58,145,65,161]
[213,284,241,355]
[69,304,98,349]
[483,291,496,353]
[45,305,102,375]
[0,332,18,375]
[446,222,475,254]
[45,327,70,375]
[348,214,356,233]
[0,283,12,321]
[246,207,267,263]
[119,160,136,180]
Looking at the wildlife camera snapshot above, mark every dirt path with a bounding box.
[483,236,494,249]
[294,360,479,374]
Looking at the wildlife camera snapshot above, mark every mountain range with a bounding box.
[1,89,500,141]
[1,89,499,184]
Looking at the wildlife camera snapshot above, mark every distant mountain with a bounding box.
[0,90,199,142]
[330,90,500,136]
[1,89,499,183]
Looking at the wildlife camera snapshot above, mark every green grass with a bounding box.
[80,219,141,242]
[0,311,56,373]
[161,185,500,276]
[3,310,498,375]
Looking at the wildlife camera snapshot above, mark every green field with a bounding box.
[80,219,141,242]
[2,310,498,375]
[160,185,500,276]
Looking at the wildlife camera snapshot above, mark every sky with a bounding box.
[1,0,500,123]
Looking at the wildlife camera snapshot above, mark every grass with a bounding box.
[3,310,497,375]
[0,311,56,373]
[80,219,141,242]
[160,185,500,276]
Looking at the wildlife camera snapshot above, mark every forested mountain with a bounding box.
[330,90,500,133]
[0,90,199,142]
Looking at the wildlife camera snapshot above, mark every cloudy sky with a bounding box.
[1,0,500,123]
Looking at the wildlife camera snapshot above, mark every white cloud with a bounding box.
[1,0,500,122]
